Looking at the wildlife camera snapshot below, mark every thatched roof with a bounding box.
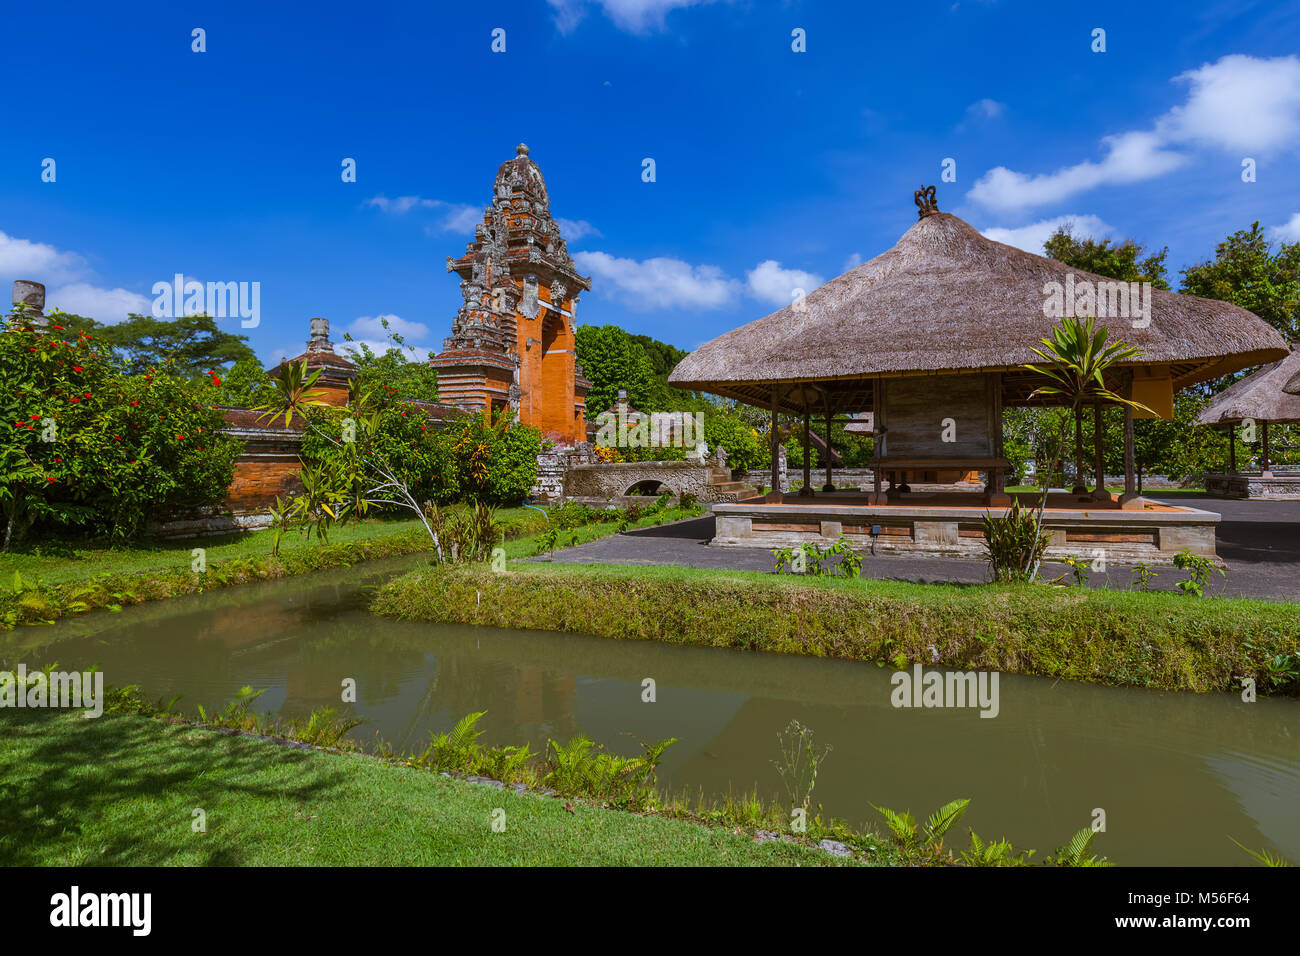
[1198,345,1300,425]
[669,210,1289,414]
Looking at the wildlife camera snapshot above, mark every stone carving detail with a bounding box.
[520,275,540,319]
[549,281,568,312]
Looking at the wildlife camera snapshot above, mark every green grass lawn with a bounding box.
[372,562,1300,695]
[0,709,851,867]
[1,507,545,587]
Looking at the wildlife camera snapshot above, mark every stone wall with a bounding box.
[562,460,730,503]
[532,442,596,501]
[1206,472,1300,499]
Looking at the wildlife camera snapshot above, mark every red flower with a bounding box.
[72,366,83,372]
[131,400,139,406]
[83,392,91,398]
[53,458,62,463]
[70,396,80,403]
[176,435,185,440]
[46,476,56,483]
[114,435,121,441]
[30,414,38,419]
[52,324,64,330]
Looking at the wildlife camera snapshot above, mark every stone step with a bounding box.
[709,480,752,492]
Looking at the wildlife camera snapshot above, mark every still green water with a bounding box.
[7,553,1298,866]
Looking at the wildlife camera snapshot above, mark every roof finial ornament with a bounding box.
[914,185,939,219]
[516,143,529,157]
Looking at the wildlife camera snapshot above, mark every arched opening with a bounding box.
[624,480,673,498]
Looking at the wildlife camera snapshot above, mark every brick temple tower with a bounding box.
[430,144,592,444]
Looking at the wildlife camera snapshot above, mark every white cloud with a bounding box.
[1158,54,1300,153]
[365,195,439,214]
[547,0,719,34]
[964,98,1005,121]
[574,250,739,310]
[46,282,153,323]
[981,214,1114,254]
[1269,213,1300,243]
[745,260,825,306]
[339,314,433,360]
[0,229,89,287]
[557,218,602,241]
[969,131,1185,213]
[439,205,484,234]
[842,252,863,272]
[347,314,430,341]
[0,228,157,323]
[366,195,483,234]
[968,54,1300,213]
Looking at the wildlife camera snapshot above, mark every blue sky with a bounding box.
[3,0,1299,364]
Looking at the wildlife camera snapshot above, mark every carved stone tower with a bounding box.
[431,144,592,444]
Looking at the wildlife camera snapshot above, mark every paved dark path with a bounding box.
[530,494,1300,602]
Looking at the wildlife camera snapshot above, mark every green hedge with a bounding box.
[371,564,1300,695]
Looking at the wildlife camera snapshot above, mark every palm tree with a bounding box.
[1024,316,1153,494]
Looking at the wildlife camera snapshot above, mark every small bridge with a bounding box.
[562,460,756,504]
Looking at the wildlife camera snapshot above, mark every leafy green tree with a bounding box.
[575,324,656,415]
[1044,227,1170,289]
[703,413,764,473]
[84,313,259,377]
[341,318,440,404]
[1,309,239,547]
[212,357,276,407]
[1180,221,1300,341]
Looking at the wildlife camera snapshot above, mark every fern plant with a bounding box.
[1046,827,1112,866]
[960,830,1036,867]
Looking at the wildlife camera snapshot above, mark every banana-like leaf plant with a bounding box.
[1024,315,1155,493]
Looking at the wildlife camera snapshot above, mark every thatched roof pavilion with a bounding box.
[1197,344,1299,477]
[670,210,1287,412]
[1198,346,1300,425]
[670,192,1289,509]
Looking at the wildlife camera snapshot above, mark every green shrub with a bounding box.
[1,315,238,546]
[980,499,1050,583]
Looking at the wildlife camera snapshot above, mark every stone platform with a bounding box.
[710,490,1221,564]
[1205,472,1300,500]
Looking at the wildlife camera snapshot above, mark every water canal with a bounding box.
[8,554,1298,866]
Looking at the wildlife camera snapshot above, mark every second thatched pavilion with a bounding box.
[668,190,1288,563]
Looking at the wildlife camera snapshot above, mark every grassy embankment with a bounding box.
[0,503,704,628]
[0,708,849,867]
[372,563,1300,695]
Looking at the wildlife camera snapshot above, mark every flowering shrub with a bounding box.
[1,313,239,547]
[447,410,541,505]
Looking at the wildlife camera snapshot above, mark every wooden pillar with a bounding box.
[769,386,782,501]
[801,405,812,496]
[1228,424,1237,473]
[1092,402,1106,498]
[822,396,834,493]
[1119,404,1140,509]
[1262,420,1272,476]
[1072,408,1087,494]
[871,379,883,504]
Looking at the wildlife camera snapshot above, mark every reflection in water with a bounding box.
[7,554,1299,866]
